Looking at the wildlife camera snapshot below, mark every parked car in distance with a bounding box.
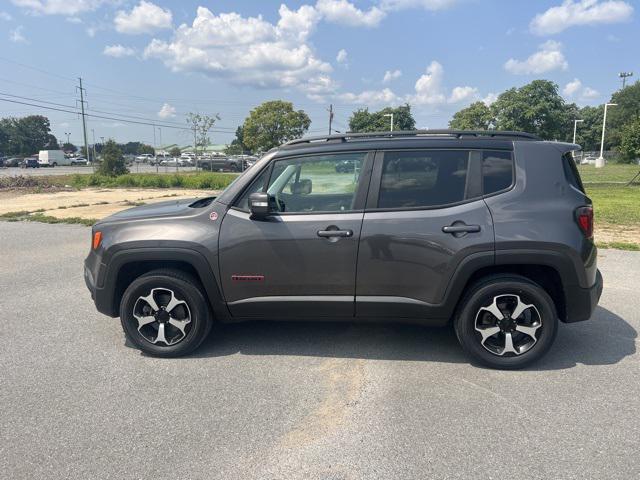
[197,156,244,172]
[71,157,89,166]
[581,156,598,165]
[135,153,154,163]
[38,150,68,167]
[21,157,39,168]
[85,130,602,369]
[160,158,188,167]
[5,157,23,167]
[335,158,358,173]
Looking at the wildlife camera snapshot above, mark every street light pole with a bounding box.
[64,132,71,145]
[619,71,633,89]
[572,119,584,144]
[383,113,394,132]
[91,129,97,165]
[597,103,617,168]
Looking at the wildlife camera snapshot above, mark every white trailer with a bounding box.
[38,150,69,167]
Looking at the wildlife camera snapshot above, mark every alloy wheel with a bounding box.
[132,288,191,346]
[474,294,542,356]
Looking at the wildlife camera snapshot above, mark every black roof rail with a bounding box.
[284,129,541,146]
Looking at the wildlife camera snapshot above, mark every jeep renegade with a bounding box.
[84,130,603,369]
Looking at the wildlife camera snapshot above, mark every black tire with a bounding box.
[454,275,558,370]
[119,269,213,357]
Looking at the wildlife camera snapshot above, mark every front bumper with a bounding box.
[564,269,603,323]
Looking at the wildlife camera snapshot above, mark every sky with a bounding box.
[0,0,637,148]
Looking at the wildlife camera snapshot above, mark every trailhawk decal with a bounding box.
[231,275,265,282]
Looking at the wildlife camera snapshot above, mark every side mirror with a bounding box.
[249,192,272,219]
[290,178,312,195]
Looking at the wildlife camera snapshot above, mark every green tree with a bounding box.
[491,80,571,140]
[169,146,181,157]
[449,101,494,130]
[186,112,221,157]
[619,117,640,163]
[97,139,128,176]
[573,105,604,152]
[349,104,416,132]
[243,100,311,152]
[138,144,155,155]
[607,81,640,148]
[1,115,53,155]
[62,142,77,153]
[225,126,250,155]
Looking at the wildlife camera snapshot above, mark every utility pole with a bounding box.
[77,77,91,171]
[597,103,617,168]
[619,71,633,89]
[327,104,334,135]
[572,119,584,144]
[384,113,394,132]
[153,124,158,173]
[91,129,97,164]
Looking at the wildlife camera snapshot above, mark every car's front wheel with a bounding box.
[454,275,558,369]
[119,269,213,357]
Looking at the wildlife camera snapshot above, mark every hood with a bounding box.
[97,197,215,224]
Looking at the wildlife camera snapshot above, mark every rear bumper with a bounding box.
[564,269,603,323]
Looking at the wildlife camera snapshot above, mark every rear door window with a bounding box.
[562,152,585,193]
[377,150,472,209]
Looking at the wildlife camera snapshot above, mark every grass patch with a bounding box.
[579,164,640,184]
[586,185,640,225]
[0,211,96,226]
[596,241,640,251]
[69,172,238,190]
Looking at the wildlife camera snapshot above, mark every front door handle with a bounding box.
[442,224,481,234]
[317,229,353,238]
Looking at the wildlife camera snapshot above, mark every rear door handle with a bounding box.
[442,224,481,234]
[317,229,353,238]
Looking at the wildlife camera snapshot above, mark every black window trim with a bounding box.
[230,150,375,215]
[366,148,507,213]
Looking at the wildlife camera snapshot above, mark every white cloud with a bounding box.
[380,0,458,11]
[336,49,348,64]
[530,0,633,35]
[144,5,334,94]
[383,69,402,83]
[483,92,499,105]
[114,1,173,34]
[9,25,28,43]
[448,85,479,104]
[562,78,599,101]
[504,40,568,75]
[316,0,385,27]
[0,11,13,21]
[338,87,399,105]
[103,44,135,57]
[158,103,176,119]
[410,61,447,105]
[563,78,583,96]
[11,0,113,16]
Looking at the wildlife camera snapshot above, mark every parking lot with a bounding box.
[1,221,638,480]
[0,164,198,177]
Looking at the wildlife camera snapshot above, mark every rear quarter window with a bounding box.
[562,152,585,193]
[482,150,513,195]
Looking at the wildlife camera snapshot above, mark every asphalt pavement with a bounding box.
[0,221,638,480]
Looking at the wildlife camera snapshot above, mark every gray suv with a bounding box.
[85,130,603,369]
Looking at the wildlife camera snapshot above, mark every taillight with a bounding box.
[575,206,593,238]
[92,231,102,250]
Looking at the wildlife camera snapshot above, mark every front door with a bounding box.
[219,151,373,319]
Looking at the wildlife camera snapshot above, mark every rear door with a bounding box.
[219,151,373,319]
[355,148,503,320]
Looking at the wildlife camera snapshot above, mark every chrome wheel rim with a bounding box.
[474,294,542,357]
[133,288,191,346]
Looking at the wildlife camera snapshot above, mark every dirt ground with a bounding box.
[0,188,218,220]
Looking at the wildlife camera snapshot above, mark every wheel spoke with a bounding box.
[479,298,504,321]
[165,291,187,314]
[154,323,168,345]
[139,291,159,312]
[502,332,518,355]
[511,296,535,321]
[476,325,500,343]
[515,324,541,340]
[133,314,156,330]
[168,318,189,336]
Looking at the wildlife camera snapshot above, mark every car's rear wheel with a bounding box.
[454,275,558,369]
[119,269,212,357]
